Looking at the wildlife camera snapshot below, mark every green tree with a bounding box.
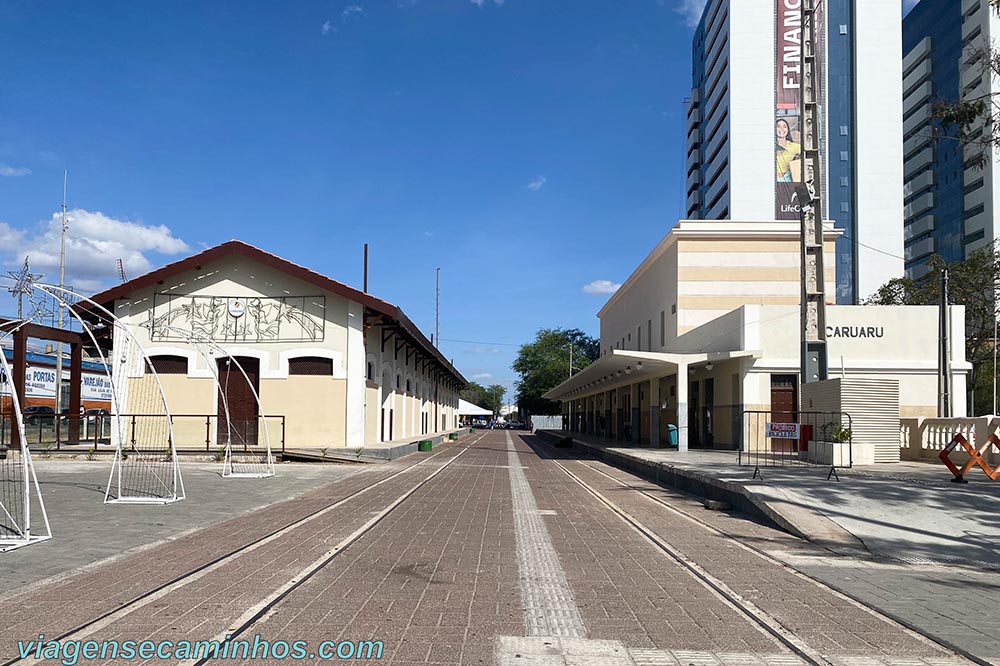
[512,328,599,415]
[460,382,489,408]
[484,384,506,417]
[929,0,1000,169]
[865,243,1000,414]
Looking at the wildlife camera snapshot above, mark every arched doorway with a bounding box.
[217,357,260,447]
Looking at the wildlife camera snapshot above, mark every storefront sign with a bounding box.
[0,368,113,401]
[766,422,801,439]
[826,326,884,339]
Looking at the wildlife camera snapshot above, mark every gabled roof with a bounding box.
[79,239,466,386]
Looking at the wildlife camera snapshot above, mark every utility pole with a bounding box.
[54,170,68,425]
[363,243,369,293]
[435,268,440,348]
[569,342,573,379]
[940,267,951,417]
[798,0,828,386]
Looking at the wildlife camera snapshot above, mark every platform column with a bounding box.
[676,365,689,452]
[649,377,660,448]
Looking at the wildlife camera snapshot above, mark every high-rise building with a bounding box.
[684,0,904,303]
[903,0,997,279]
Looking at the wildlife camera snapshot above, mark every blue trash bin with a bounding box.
[665,424,678,448]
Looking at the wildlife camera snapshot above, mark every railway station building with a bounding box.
[543,221,969,461]
[79,240,465,450]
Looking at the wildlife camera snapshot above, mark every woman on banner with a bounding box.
[775,118,801,182]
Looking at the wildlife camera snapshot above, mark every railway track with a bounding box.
[526,434,982,666]
[5,432,484,666]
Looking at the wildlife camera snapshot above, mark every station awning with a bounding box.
[543,348,760,401]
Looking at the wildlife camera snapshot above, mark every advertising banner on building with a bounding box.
[774,0,822,219]
[0,367,113,402]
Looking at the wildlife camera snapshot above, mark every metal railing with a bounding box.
[739,410,853,480]
[13,413,286,454]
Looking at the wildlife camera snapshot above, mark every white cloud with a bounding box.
[0,208,190,293]
[582,280,622,295]
[321,20,336,34]
[472,372,493,380]
[526,176,546,191]
[471,0,484,5]
[342,4,364,18]
[471,0,503,6]
[0,165,31,177]
[675,0,707,27]
[469,346,502,355]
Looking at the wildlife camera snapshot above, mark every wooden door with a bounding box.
[769,374,798,453]
[217,357,259,447]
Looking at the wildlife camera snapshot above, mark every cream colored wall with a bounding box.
[599,243,678,355]
[155,374,216,447]
[261,377,346,448]
[598,222,839,348]
[119,253,350,379]
[364,384,379,444]
[675,236,836,335]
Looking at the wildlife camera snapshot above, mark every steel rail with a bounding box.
[2,434,480,666]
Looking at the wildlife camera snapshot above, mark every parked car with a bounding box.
[23,405,56,424]
[85,408,111,422]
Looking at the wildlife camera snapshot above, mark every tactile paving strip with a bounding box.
[507,432,587,639]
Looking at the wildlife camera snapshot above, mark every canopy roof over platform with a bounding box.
[543,348,761,401]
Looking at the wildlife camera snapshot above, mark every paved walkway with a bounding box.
[546,430,1000,663]
[0,431,989,665]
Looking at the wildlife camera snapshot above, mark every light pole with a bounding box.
[993,290,998,415]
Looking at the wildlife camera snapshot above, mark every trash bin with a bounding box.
[418,440,433,452]
[665,424,678,448]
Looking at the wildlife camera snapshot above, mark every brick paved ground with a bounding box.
[1,430,979,666]
[531,435,1000,664]
[0,441,469,664]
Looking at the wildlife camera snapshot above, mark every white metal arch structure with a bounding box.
[160,326,274,478]
[35,284,184,504]
[0,319,52,552]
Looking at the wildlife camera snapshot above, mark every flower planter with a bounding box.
[805,440,850,466]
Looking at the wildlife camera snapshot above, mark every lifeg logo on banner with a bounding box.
[766,422,800,439]
[826,326,885,339]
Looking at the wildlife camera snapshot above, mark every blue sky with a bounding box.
[0,0,918,402]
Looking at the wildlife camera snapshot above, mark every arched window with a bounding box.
[396,375,401,390]
[406,379,412,392]
[367,362,374,381]
[145,355,187,374]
